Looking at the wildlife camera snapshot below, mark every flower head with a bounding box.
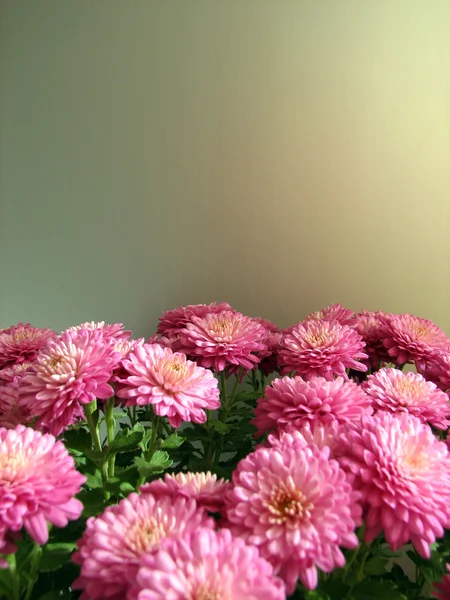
[65,321,131,341]
[72,493,213,600]
[179,311,267,372]
[19,330,121,436]
[304,304,355,326]
[278,320,368,380]
[116,344,220,427]
[0,362,34,429]
[252,318,282,376]
[129,527,286,600]
[418,351,450,392]
[267,420,341,457]
[381,314,450,369]
[433,565,450,599]
[140,471,231,513]
[0,323,56,368]
[0,425,85,549]
[223,438,360,593]
[252,375,372,437]
[352,310,392,368]
[363,367,450,429]
[157,302,233,337]
[338,412,450,557]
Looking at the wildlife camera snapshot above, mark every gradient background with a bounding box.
[1,1,449,336]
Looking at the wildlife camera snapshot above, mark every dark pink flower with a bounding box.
[116,344,220,427]
[252,317,282,376]
[157,302,233,337]
[304,303,355,326]
[72,494,213,600]
[0,362,34,429]
[418,351,450,392]
[338,412,450,557]
[352,310,393,368]
[0,425,85,548]
[278,320,368,380]
[0,323,56,368]
[129,527,286,600]
[433,565,450,599]
[179,311,267,373]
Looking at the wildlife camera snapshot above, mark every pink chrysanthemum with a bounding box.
[140,471,231,513]
[0,323,56,368]
[19,330,121,436]
[0,425,85,550]
[267,420,341,457]
[278,320,368,380]
[338,412,450,557]
[0,362,33,429]
[363,367,450,429]
[179,311,267,373]
[116,344,220,427]
[66,320,131,341]
[433,565,450,599]
[223,439,360,593]
[72,493,213,600]
[381,313,450,369]
[252,375,372,437]
[146,334,174,348]
[418,351,450,392]
[129,527,286,600]
[252,317,282,376]
[304,303,355,326]
[352,310,392,368]
[157,302,233,337]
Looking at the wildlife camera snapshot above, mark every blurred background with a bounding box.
[1,0,449,335]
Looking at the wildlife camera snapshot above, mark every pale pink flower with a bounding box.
[267,420,341,457]
[381,313,450,369]
[116,344,220,427]
[0,323,56,368]
[140,471,231,513]
[338,412,450,557]
[129,527,286,600]
[363,367,450,429]
[72,493,213,600]
[252,375,371,437]
[418,351,450,392]
[19,330,121,436]
[157,302,233,337]
[146,334,174,348]
[65,320,131,341]
[304,303,355,326]
[0,425,85,549]
[223,439,360,593]
[278,320,368,380]
[352,310,392,368]
[179,311,267,372]
[433,565,450,599]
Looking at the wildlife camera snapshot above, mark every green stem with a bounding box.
[260,369,266,390]
[228,368,242,407]
[219,370,227,404]
[7,553,20,600]
[84,402,109,499]
[24,543,42,600]
[137,416,161,487]
[127,406,136,427]
[105,397,116,479]
[251,369,259,392]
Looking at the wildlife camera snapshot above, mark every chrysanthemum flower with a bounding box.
[0,425,85,549]
[267,420,341,457]
[363,367,450,429]
[278,320,368,380]
[223,439,360,593]
[179,311,267,373]
[140,471,231,513]
[418,351,450,392]
[303,303,355,326]
[65,320,131,341]
[252,317,282,376]
[146,334,174,348]
[381,313,450,370]
[338,412,450,557]
[0,362,33,429]
[0,323,56,368]
[19,330,121,436]
[352,310,392,368]
[72,493,213,600]
[129,527,286,600]
[252,375,372,437]
[157,302,233,337]
[116,344,220,427]
[433,564,450,599]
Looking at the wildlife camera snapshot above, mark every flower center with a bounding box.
[128,517,166,555]
[304,331,331,347]
[0,452,28,482]
[11,330,37,343]
[398,440,429,475]
[392,379,425,405]
[267,479,310,524]
[189,582,226,600]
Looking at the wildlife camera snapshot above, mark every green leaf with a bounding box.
[161,434,185,449]
[38,592,73,600]
[112,408,128,419]
[85,471,103,489]
[108,425,144,454]
[303,591,331,600]
[63,428,92,452]
[39,543,77,572]
[78,488,107,518]
[352,579,407,600]
[364,556,389,575]
[134,450,173,478]
[210,419,231,434]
